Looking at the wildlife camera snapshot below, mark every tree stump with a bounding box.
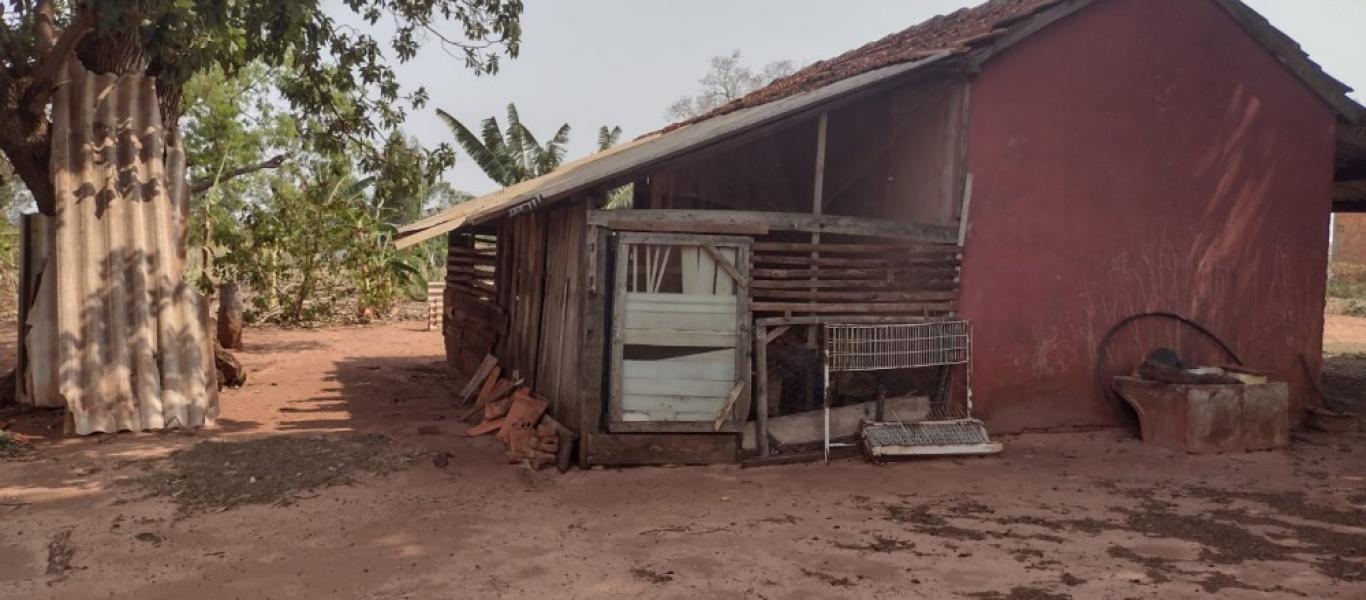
[216,282,243,350]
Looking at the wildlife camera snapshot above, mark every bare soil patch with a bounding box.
[967,587,1073,600]
[127,434,406,513]
[0,321,1363,599]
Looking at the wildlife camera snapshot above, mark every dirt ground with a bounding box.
[1,319,1365,599]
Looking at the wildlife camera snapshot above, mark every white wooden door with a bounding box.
[609,233,751,432]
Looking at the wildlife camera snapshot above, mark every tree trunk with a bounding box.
[217,282,244,350]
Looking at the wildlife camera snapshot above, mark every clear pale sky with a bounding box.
[351,0,1366,195]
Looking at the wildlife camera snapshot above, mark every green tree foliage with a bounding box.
[596,125,632,209]
[373,132,449,226]
[211,156,426,325]
[597,125,622,151]
[0,2,520,326]
[180,64,468,326]
[436,103,569,186]
[0,0,523,214]
[0,157,32,319]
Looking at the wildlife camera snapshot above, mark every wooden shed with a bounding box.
[398,0,1365,466]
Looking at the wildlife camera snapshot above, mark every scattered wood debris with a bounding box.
[461,356,576,472]
[456,355,499,405]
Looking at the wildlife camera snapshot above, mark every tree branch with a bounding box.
[190,152,291,195]
[22,8,96,115]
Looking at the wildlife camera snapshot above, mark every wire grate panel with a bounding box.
[825,321,970,372]
[863,420,991,447]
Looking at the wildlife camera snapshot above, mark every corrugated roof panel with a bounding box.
[18,59,218,434]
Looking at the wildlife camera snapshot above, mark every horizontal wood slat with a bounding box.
[750,301,956,314]
[623,329,737,347]
[590,209,959,244]
[622,377,734,398]
[622,357,735,380]
[448,255,498,267]
[752,254,959,268]
[750,289,959,302]
[750,273,958,289]
[746,232,960,315]
[622,409,722,422]
[752,242,962,254]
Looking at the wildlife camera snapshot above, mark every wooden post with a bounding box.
[805,113,828,419]
[755,324,769,457]
[958,173,974,246]
[808,113,828,346]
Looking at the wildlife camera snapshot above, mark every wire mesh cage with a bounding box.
[819,319,998,460]
[825,321,970,372]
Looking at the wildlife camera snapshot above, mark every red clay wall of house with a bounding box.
[1332,214,1366,283]
[959,0,1337,431]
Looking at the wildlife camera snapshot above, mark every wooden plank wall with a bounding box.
[749,239,962,315]
[444,233,505,376]
[497,211,548,381]
[534,201,588,433]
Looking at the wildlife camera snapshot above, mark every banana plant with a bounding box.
[436,103,571,186]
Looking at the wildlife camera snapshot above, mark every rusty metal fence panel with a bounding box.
[17,59,217,434]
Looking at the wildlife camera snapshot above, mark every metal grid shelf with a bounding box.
[819,319,997,461]
[862,419,1003,458]
[825,321,970,371]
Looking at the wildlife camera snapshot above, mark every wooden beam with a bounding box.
[755,324,770,457]
[958,172,974,246]
[588,209,960,245]
[700,243,748,287]
[756,315,937,326]
[713,381,747,431]
[752,289,959,302]
[752,241,961,254]
[753,254,959,268]
[751,276,957,290]
[752,301,956,314]
[457,355,498,406]
[753,267,891,279]
[810,112,829,325]
[763,326,791,344]
[577,225,612,466]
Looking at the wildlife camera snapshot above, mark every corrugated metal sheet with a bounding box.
[17,214,58,407]
[17,59,217,434]
[392,52,953,249]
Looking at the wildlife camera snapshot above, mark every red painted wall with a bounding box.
[1331,214,1366,286]
[959,0,1337,431]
